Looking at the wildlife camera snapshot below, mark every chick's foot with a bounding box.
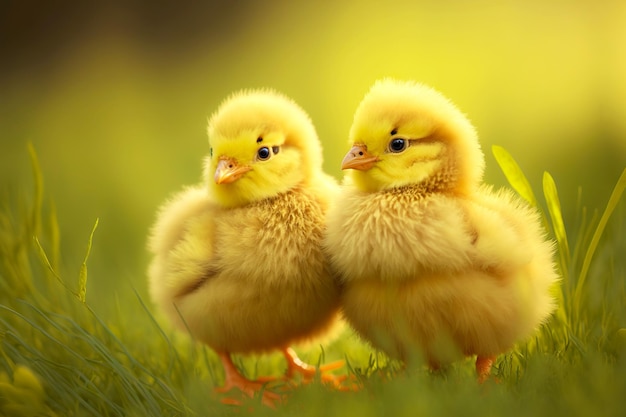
[282,348,353,390]
[475,355,496,383]
[216,353,283,408]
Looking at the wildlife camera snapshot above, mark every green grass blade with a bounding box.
[492,145,538,207]
[574,168,626,310]
[33,236,70,292]
[492,145,551,241]
[130,287,181,375]
[32,237,56,277]
[0,305,89,363]
[543,171,571,278]
[48,201,61,272]
[78,218,99,303]
[27,143,43,239]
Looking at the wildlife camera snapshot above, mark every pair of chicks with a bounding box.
[148,79,558,405]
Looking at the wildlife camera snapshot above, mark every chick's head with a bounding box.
[206,90,323,207]
[343,79,485,194]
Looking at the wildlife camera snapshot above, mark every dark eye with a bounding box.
[257,147,271,160]
[389,138,407,153]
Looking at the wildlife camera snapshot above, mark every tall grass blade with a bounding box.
[492,145,538,207]
[48,201,61,272]
[27,143,43,239]
[574,168,626,311]
[78,218,99,303]
[542,172,570,278]
[492,145,553,260]
[33,236,77,298]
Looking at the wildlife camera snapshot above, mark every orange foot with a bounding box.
[215,353,283,408]
[475,355,496,383]
[282,347,354,390]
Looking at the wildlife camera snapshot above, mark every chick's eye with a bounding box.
[389,138,407,153]
[257,147,271,160]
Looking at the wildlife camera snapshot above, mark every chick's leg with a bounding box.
[282,347,347,387]
[475,355,496,383]
[215,353,281,407]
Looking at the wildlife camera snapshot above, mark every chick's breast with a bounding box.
[159,186,340,354]
[326,185,477,282]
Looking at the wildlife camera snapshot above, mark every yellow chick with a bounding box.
[148,90,342,404]
[325,79,558,380]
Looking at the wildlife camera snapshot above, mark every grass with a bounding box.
[1,145,625,417]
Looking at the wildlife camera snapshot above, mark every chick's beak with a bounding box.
[341,145,379,171]
[214,158,252,184]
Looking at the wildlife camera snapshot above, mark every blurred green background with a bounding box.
[1,0,624,314]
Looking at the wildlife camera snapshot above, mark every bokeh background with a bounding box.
[1,0,625,314]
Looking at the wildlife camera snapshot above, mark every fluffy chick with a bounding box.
[325,79,558,380]
[148,90,342,404]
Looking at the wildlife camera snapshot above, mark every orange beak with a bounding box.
[214,158,252,184]
[341,145,379,171]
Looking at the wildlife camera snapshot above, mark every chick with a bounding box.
[148,90,342,405]
[325,79,558,380]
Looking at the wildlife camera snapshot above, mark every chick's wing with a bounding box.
[148,185,219,307]
[463,186,546,274]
